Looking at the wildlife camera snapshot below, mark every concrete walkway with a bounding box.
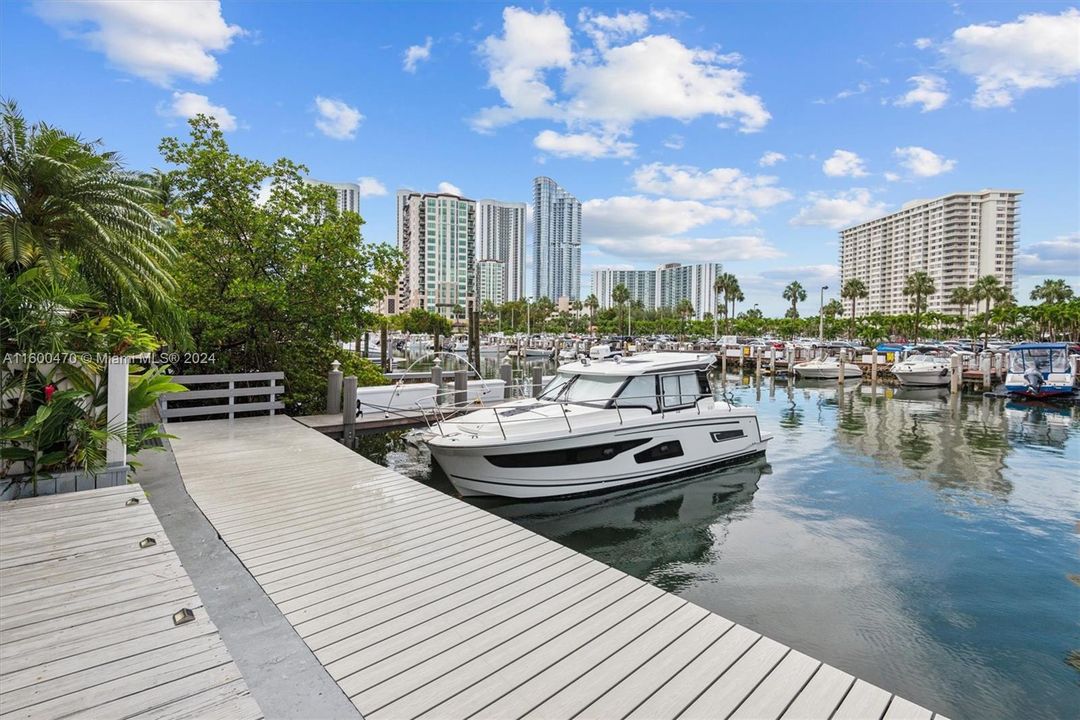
[136,438,361,720]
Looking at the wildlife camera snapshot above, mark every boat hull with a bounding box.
[894,369,951,387]
[792,364,863,380]
[428,413,769,499]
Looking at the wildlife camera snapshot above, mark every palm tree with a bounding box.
[570,299,583,333]
[840,278,868,339]
[713,272,741,335]
[948,286,972,324]
[0,100,181,340]
[611,284,630,335]
[971,275,1005,348]
[902,271,936,343]
[675,298,694,338]
[584,293,599,331]
[782,281,806,319]
[1031,278,1074,305]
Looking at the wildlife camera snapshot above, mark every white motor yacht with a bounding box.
[421,353,770,498]
[892,354,953,387]
[792,356,863,380]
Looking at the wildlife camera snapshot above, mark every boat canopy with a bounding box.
[1008,345,1070,374]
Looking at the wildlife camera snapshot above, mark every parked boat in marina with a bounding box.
[792,356,863,380]
[420,352,770,498]
[1004,342,1078,398]
[892,353,953,387]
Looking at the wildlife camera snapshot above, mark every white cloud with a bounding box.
[630,163,792,207]
[403,36,433,73]
[914,37,933,49]
[895,74,949,112]
[894,146,956,177]
[822,150,868,178]
[577,8,649,49]
[1016,233,1080,276]
[943,8,1080,108]
[649,8,691,23]
[884,172,901,182]
[759,151,786,167]
[759,264,840,287]
[663,134,685,150]
[533,129,636,159]
[159,91,237,130]
[591,234,784,263]
[584,196,754,239]
[356,177,387,197]
[437,181,463,196]
[473,8,769,138]
[313,96,363,140]
[790,189,887,229]
[33,0,243,86]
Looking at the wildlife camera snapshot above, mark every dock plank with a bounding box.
[0,485,260,720]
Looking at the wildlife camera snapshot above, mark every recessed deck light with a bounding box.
[139,537,156,548]
[172,608,195,625]
[126,498,140,506]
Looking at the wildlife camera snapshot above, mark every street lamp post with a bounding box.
[818,285,829,344]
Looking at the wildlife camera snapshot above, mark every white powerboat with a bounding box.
[421,352,770,498]
[792,356,863,380]
[892,354,952,387]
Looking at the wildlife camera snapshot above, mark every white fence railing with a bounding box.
[160,372,284,421]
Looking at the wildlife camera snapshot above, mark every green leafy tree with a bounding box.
[840,278,868,339]
[949,286,973,323]
[611,284,630,335]
[0,100,183,342]
[159,115,398,412]
[902,271,936,343]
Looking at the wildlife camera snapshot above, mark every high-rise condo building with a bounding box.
[591,263,722,320]
[306,179,361,214]
[839,190,1021,316]
[476,199,526,303]
[533,176,581,303]
[396,189,475,317]
[476,259,505,307]
[656,262,723,320]
[590,269,657,311]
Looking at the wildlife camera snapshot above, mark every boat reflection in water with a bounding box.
[445,457,767,594]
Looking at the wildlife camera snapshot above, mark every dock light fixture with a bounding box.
[172,608,196,626]
[139,536,157,548]
[126,497,140,506]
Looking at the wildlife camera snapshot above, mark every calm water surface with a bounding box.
[354,362,1080,720]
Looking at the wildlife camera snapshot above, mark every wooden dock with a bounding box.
[0,484,261,720]
[165,415,944,720]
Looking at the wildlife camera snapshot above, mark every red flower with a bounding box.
[44,384,55,403]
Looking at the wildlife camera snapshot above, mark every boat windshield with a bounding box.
[538,372,626,404]
[1010,348,1070,374]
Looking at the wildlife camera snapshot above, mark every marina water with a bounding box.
[354,359,1079,720]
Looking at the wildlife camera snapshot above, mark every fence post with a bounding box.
[228,380,235,420]
[454,369,467,407]
[870,349,878,385]
[532,366,543,398]
[105,357,129,472]
[327,360,342,415]
[342,375,357,444]
[500,357,513,399]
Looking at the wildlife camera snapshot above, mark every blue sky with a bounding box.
[3,1,1078,314]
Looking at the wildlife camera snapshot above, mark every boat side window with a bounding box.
[538,372,574,400]
[1009,351,1024,373]
[563,375,626,406]
[616,375,658,412]
[661,373,699,409]
[1051,348,1068,373]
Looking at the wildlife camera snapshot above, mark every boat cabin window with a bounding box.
[538,372,624,405]
[660,373,702,409]
[616,375,658,412]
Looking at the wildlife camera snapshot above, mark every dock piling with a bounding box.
[838,351,845,386]
[454,369,467,407]
[431,358,442,389]
[380,321,388,372]
[342,375,357,444]
[531,366,543,398]
[500,358,513,399]
[870,349,878,385]
[327,360,342,414]
[982,353,992,390]
[769,347,776,375]
[951,355,961,393]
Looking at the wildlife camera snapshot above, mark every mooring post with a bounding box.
[454,369,467,407]
[500,357,513,399]
[754,346,762,384]
[342,375,357,444]
[531,366,543,398]
[327,360,342,414]
[838,350,846,386]
[720,345,727,380]
[431,356,442,391]
[951,354,961,394]
[380,321,388,372]
[769,346,776,375]
[981,353,991,389]
[870,349,878,385]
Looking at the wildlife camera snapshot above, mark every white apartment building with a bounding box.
[476,199,526,303]
[591,262,722,320]
[396,190,475,317]
[476,259,505,307]
[306,179,361,214]
[590,269,657,311]
[840,190,1021,316]
[533,176,581,303]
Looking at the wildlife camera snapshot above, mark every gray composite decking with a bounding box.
[0,484,261,720]
[168,415,944,720]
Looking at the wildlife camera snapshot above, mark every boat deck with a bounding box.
[167,415,944,720]
[0,484,261,720]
